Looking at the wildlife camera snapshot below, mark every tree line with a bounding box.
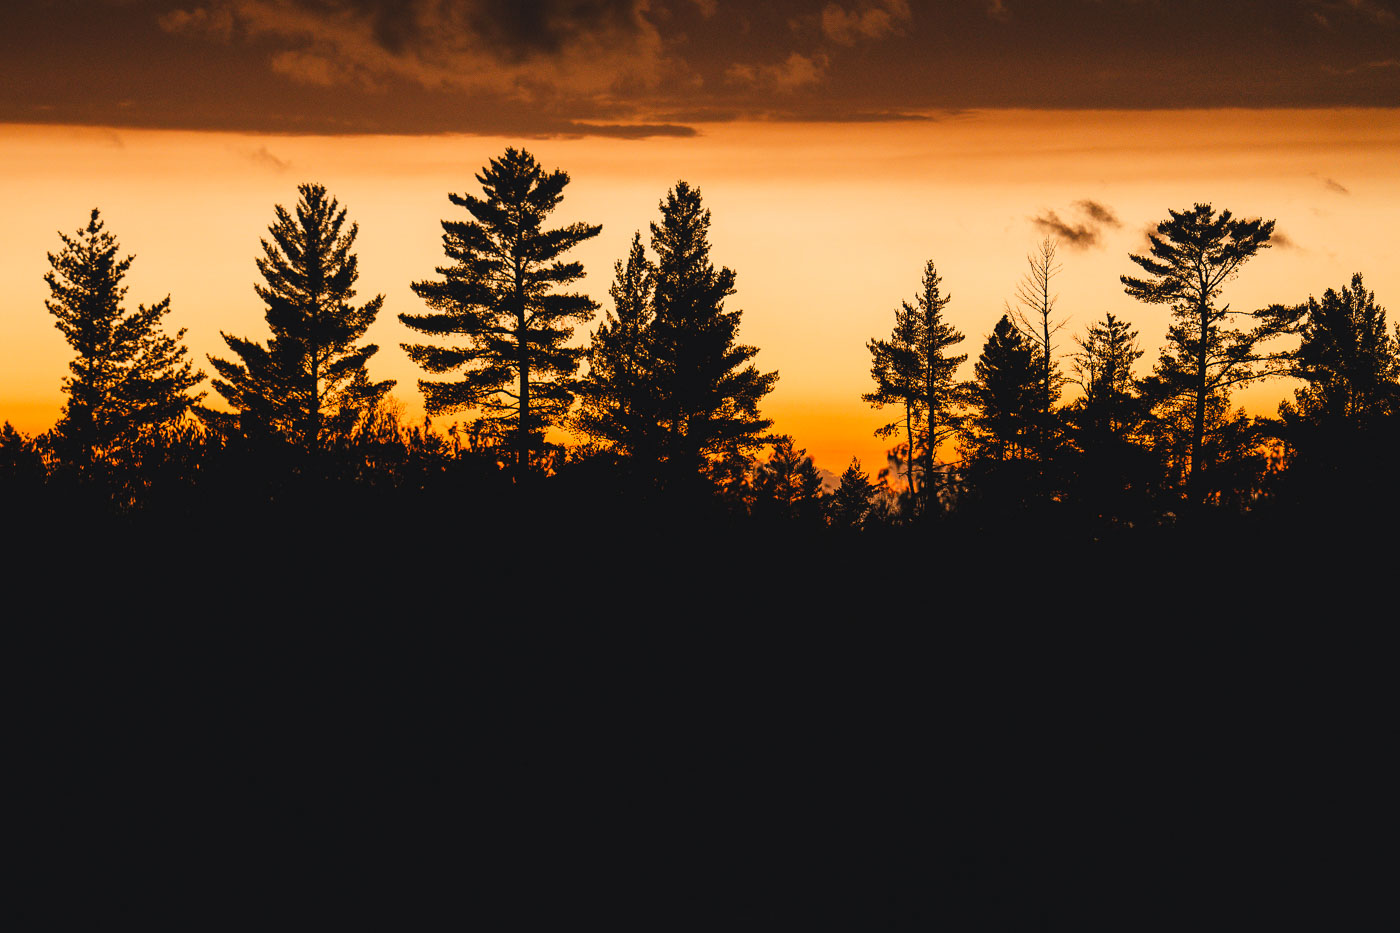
[3,147,1397,538]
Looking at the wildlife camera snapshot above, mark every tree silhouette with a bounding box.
[1271,273,1398,508]
[1070,312,1144,441]
[749,435,824,523]
[401,148,601,479]
[1122,203,1278,500]
[865,260,965,509]
[209,184,391,453]
[828,458,876,531]
[574,231,657,462]
[1008,237,1067,457]
[45,209,202,464]
[645,181,776,488]
[1065,313,1157,521]
[1275,273,1397,429]
[962,315,1040,463]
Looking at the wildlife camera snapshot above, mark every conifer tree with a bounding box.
[865,288,922,496]
[45,209,202,463]
[750,435,824,523]
[962,315,1040,463]
[1071,312,1144,440]
[865,260,965,506]
[829,457,876,531]
[1277,273,1397,429]
[645,181,776,486]
[1122,203,1278,499]
[1065,313,1156,518]
[401,148,601,478]
[209,183,391,453]
[574,231,657,460]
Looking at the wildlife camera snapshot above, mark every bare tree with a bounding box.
[1007,237,1068,456]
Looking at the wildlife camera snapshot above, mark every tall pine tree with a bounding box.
[45,209,202,464]
[1122,203,1277,500]
[865,260,965,509]
[645,181,776,488]
[209,183,391,453]
[401,148,601,479]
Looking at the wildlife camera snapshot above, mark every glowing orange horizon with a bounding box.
[2,109,1397,475]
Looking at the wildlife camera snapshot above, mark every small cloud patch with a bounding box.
[248,146,289,171]
[1032,199,1122,250]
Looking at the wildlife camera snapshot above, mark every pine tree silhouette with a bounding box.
[401,148,601,480]
[1122,203,1278,501]
[209,183,391,453]
[865,261,965,508]
[45,209,202,465]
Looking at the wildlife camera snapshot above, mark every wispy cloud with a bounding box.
[1032,199,1121,249]
[1074,199,1122,228]
[820,0,911,45]
[161,0,668,95]
[727,51,828,91]
[246,145,289,172]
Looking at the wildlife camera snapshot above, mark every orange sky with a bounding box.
[2,108,1397,475]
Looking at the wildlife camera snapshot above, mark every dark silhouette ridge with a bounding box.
[5,182,1399,563]
[10,173,1400,933]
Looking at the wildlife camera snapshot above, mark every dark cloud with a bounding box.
[1032,210,1102,248]
[247,144,289,170]
[1074,199,1122,228]
[462,0,651,61]
[554,120,697,138]
[1323,176,1351,194]
[1032,199,1122,250]
[1271,230,1300,249]
[2,1,1399,136]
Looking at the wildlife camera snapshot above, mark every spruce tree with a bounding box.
[401,148,601,479]
[45,209,202,463]
[1273,274,1399,507]
[750,435,825,523]
[645,181,776,487]
[829,457,876,531]
[209,183,391,453]
[1279,273,1397,429]
[1071,312,1144,440]
[1065,313,1156,519]
[574,231,657,461]
[963,315,1040,463]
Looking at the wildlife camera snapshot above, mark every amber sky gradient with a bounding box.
[2,1,1398,475]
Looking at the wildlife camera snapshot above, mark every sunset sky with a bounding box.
[3,0,1398,474]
